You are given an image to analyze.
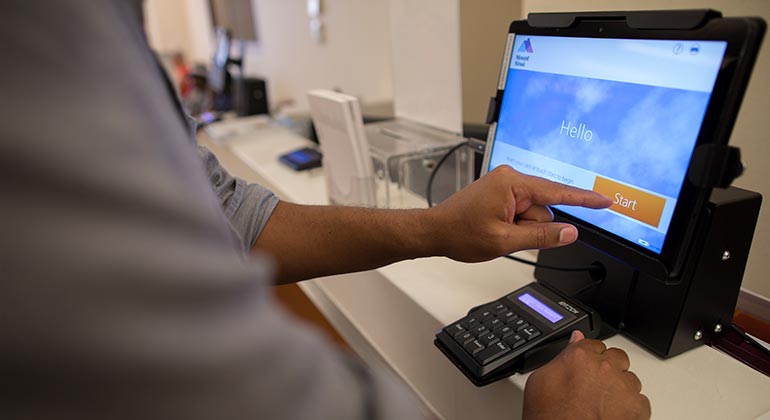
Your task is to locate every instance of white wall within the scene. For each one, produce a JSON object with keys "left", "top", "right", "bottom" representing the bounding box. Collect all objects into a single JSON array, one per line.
[
  {"left": 459, "top": 0, "right": 522, "bottom": 124},
  {"left": 144, "top": 0, "right": 193, "bottom": 56},
  {"left": 523, "top": 0, "right": 770, "bottom": 299},
  {"left": 184, "top": 0, "right": 215, "bottom": 64},
  {"left": 388, "top": 0, "right": 463, "bottom": 133},
  {"left": 242, "top": 0, "right": 393, "bottom": 112},
  {"left": 146, "top": 0, "right": 393, "bottom": 112}
]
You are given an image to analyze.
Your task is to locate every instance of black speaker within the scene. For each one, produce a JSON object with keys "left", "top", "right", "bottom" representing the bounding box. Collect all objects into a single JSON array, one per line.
[{"left": 235, "top": 77, "right": 269, "bottom": 117}]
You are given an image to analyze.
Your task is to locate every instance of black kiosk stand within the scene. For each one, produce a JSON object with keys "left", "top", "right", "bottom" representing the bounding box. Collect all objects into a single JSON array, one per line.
[
  {"left": 529, "top": 11, "right": 763, "bottom": 359},
  {"left": 537, "top": 176, "right": 761, "bottom": 358},
  {"left": 436, "top": 10, "right": 766, "bottom": 387}
]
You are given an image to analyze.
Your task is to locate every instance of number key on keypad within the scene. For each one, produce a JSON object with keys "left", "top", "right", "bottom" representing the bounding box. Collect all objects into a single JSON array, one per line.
[
  {"left": 484, "top": 318, "right": 504, "bottom": 330},
  {"left": 471, "top": 325, "right": 489, "bottom": 337},
  {"left": 446, "top": 322, "right": 465, "bottom": 337},
  {"left": 454, "top": 331, "right": 475, "bottom": 346},
  {"left": 512, "top": 318, "right": 529, "bottom": 331},
  {"left": 490, "top": 303, "right": 508, "bottom": 315},
  {"left": 478, "top": 332, "right": 500, "bottom": 347},
  {"left": 475, "top": 341, "right": 511, "bottom": 365},
  {"left": 464, "top": 339, "right": 485, "bottom": 355},
  {"left": 461, "top": 317, "right": 480, "bottom": 329},
  {"left": 522, "top": 326, "right": 541, "bottom": 341},
  {"left": 504, "top": 333, "right": 526, "bottom": 349},
  {"left": 496, "top": 325, "right": 516, "bottom": 339},
  {"left": 501, "top": 311, "right": 519, "bottom": 323},
  {"left": 477, "top": 310, "right": 494, "bottom": 321}
]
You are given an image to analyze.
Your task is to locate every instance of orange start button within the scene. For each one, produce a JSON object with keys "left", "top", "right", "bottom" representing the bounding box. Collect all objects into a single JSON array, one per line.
[{"left": 592, "top": 176, "right": 666, "bottom": 228}]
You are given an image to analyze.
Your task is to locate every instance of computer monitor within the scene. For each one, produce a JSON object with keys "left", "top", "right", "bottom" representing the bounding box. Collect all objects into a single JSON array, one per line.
[
  {"left": 482, "top": 11, "right": 764, "bottom": 279},
  {"left": 208, "top": 27, "right": 231, "bottom": 95}
]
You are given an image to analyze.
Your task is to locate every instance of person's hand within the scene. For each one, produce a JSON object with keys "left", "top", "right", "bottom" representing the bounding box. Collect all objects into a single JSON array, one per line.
[
  {"left": 427, "top": 165, "right": 612, "bottom": 262},
  {"left": 523, "top": 331, "right": 651, "bottom": 420}
]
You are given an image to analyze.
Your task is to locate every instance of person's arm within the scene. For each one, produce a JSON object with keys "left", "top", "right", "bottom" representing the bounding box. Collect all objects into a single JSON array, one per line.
[{"left": 254, "top": 165, "right": 612, "bottom": 283}]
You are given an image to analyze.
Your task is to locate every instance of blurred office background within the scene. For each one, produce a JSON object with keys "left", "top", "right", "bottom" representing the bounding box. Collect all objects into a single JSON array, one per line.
[{"left": 143, "top": 0, "right": 770, "bottom": 318}]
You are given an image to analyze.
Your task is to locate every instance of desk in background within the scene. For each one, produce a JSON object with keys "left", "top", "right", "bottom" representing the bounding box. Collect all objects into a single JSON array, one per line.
[{"left": 199, "top": 121, "right": 770, "bottom": 420}]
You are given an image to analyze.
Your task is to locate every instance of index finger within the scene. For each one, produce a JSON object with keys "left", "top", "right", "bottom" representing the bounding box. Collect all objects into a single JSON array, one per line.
[{"left": 518, "top": 173, "right": 612, "bottom": 209}]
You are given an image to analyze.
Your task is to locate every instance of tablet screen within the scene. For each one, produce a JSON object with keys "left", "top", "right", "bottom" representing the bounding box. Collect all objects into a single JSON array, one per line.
[{"left": 487, "top": 35, "right": 727, "bottom": 254}]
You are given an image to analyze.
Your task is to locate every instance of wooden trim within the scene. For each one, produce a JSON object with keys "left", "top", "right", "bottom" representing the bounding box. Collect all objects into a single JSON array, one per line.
[
  {"left": 735, "top": 288, "right": 770, "bottom": 345},
  {"left": 273, "top": 283, "right": 350, "bottom": 349}
]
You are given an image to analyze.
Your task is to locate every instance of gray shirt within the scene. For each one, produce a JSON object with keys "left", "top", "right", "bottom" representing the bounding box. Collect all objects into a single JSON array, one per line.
[{"left": 0, "top": 1, "right": 422, "bottom": 418}]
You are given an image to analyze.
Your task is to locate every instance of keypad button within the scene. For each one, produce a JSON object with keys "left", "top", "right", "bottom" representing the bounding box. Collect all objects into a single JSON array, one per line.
[
  {"left": 484, "top": 318, "right": 504, "bottom": 331},
  {"left": 504, "top": 333, "right": 526, "bottom": 349},
  {"left": 454, "top": 331, "right": 475, "bottom": 346},
  {"left": 522, "top": 326, "right": 541, "bottom": 341},
  {"left": 471, "top": 325, "right": 489, "bottom": 337},
  {"left": 512, "top": 318, "right": 530, "bottom": 331},
  {"left": 475, "top": 341, "right": 511, "bottom": 365},
  {"left": 478, "top": 332, "right": 500, "bottom": 347},
  {"left": 501, "top": 311, "right": 520, "bottom": 323},
  {"left": 460, "top": 317, "right": 480, "bottom": 329},
  {"left": 496, "top": 325, "right": 516, "bottom": 339},
  {"left": 464, "top": 339, "right": 485, "bottom": 355},
  {"left": 476, "top": 310, "right": 494, "bottom": 321},
  {"left": 445, "top": 322, "right": 465, "bottom": 337},
  {"left": 489, "top": 303, "right": 509, "bottom": 315}
]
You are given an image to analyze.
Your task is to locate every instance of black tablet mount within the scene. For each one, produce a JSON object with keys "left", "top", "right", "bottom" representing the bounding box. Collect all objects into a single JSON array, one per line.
[{"left": 492, "top": 10, "right": 764, "bottom": 358}]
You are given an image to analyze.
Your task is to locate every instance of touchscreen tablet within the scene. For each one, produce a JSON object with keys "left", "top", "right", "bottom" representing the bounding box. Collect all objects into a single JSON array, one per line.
[{"left": 482, "top": 14, "right": 764, "bottom": 278}]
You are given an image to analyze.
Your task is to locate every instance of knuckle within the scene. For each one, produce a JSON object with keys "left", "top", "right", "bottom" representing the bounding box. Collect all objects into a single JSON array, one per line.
[
  {"left": 568, "top": 345, "right": 591, "bottom": 362},
  {"left": 634, "top": 394, "right": 652, "bottom": 419},
  {"left": 608, "top": 347, "right": 631, "bottom": 365},
  {"left": 493, "top": 164, "right": 516, "bottom": 176},
  {"left": 535, "top": 227, "right": 548, "bottom": 248},
  {"left": 599, "top": 359, "right": 614, "bottom": 374},
  {"left": 625, "top": 371, "right": 642, "bottom": 392}
]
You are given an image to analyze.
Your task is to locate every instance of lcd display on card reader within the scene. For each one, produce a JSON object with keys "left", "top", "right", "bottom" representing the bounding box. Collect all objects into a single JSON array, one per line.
[{"left": 518, "top": 293, "right": 563, "bottom": 323}]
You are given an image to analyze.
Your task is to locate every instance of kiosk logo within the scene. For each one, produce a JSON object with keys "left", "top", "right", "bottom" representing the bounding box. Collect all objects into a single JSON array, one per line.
[
  {"left": 514, "top": 39, "right": 533, "bottom": 67},
  {"left": 518, "top": 38, "right": 534, "bottom": 53}
]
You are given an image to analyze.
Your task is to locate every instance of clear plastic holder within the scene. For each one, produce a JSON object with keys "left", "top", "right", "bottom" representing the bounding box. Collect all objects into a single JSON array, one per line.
[
  {"left": 326, "top": 174, "right": 377, "bottom": 207},
  {"left": 365, "top": 118, "right": 474, "bottom": 209}
]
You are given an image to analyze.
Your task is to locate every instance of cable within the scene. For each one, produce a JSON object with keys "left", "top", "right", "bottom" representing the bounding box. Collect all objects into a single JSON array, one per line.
[
  {"left": 503, "top": 254, "right": 598, "bottom": 272},
  {"left": 426, "top": 141, "right": 469, "bottom": 208},
  {"left": 426, "top": 141, "right": 600, "bottom": 275}
]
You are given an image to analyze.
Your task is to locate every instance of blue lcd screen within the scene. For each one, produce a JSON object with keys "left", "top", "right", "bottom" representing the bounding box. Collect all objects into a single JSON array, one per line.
[{"left": 518, "top": 293, "right": 563, "bottom": 323}]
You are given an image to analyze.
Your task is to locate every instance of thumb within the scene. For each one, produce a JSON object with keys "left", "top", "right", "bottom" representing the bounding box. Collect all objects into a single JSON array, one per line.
[
  {"left": 508, "top": 222, "right": 578, "bottom": 250},
  {"left": 569, "top": 330, "right": 585, "bottom": 344}
]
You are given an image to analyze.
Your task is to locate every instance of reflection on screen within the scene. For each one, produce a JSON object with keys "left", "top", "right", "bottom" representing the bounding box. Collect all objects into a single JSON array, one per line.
[{"left": 488, "top": 35, "right": 727, "bottom": 253}]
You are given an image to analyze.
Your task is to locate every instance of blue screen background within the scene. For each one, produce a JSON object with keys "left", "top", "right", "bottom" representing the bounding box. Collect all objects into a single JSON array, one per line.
[{"left": 491, "top": 69, "right": 713, "bottom": 252}]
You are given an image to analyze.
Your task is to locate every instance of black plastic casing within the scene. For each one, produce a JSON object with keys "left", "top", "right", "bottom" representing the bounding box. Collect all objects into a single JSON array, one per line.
[{"left": 537, "top": 187, "right": 762, "bottom": 358}]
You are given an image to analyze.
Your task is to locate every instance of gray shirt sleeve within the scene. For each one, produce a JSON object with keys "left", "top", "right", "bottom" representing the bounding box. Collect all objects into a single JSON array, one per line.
[
  {"left": 197, "top": 145, "right": 279, "bottom": 251},
  {"left": 0, "top": 1, "right": 424, "bottom": 419}
]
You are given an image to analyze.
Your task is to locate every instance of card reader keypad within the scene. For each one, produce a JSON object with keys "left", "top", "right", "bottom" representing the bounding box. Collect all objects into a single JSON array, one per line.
[
  {"left": 435, "top": 283, "right": 596, "bottom": 387},
  {"left": 443, "top": 301, "right": 542, "bottom": 366}
]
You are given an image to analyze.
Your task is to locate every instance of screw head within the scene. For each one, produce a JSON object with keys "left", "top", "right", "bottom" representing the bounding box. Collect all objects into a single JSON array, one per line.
[
  {"left": 714, "top": 324, "right": 723, "bottom": 333},
  {"left": 694, "top": 330, "right": 703, "bottom": 341},
  {"left": 722, "top": 251, "right": 731, "bottom": 261}
]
